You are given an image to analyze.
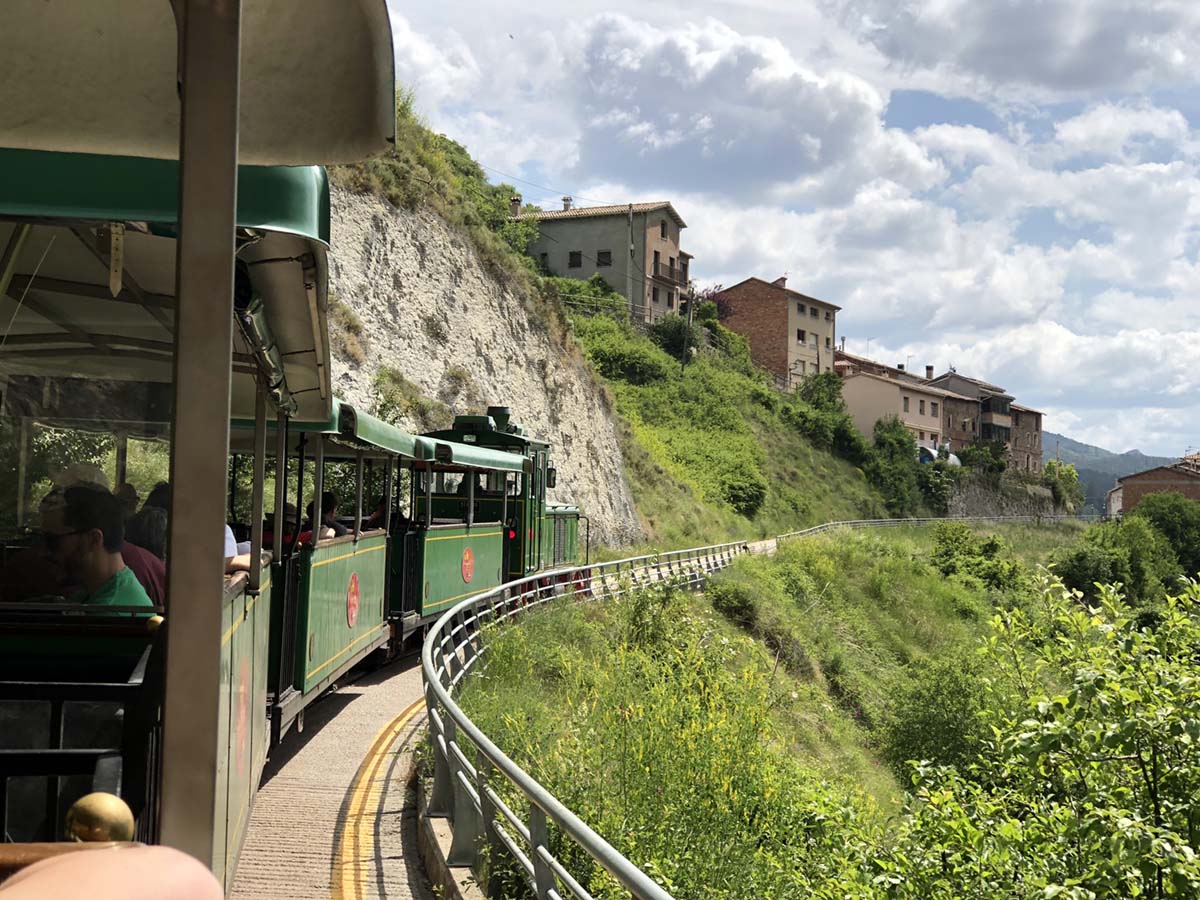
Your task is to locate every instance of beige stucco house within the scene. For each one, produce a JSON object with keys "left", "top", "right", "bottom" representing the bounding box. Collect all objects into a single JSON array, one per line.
[
  {"left": 517, "top": 198, "right": 691, "bottom": 322},
  {"left": 841, "top": 371, "right": 972, "bottom": 451}
]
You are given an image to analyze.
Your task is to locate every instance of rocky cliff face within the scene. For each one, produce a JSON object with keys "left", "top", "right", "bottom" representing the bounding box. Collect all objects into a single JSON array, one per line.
[{"left": 326, "top": 187, "right": 643, "bottom": 547}]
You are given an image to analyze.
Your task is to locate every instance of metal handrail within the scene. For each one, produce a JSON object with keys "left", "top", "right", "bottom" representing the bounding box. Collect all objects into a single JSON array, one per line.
[{"left": 420, "top": 516, "right": 1096, "bottom": 899}]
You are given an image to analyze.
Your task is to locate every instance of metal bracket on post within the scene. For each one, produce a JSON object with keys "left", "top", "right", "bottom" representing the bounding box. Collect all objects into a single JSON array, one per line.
[
  {"left": 529, "top": 804, "right": 557, "bottom": 899},
  {"left": 428, "top": 704, "right": 454, "bottom": 817},
  {"left": 476, "top": 758, "right": 504, "bottom": 895},
  {"left": 447, "top": 749, "right": 481, "bottom": 867}
]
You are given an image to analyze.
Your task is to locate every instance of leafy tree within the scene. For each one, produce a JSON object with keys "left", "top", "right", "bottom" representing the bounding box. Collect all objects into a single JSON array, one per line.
[
  {"left": 1054, "top": 517, "right": 1179, "bottom": 611},
  {"left": 865, "top": 416, "right": 921, "bottom": 516},
  {"left": 958, "top": 439, "right": 1008, "bottom": 475},
  {"left": 1129, "top": 491, "right": 1200, "bottom": 578},
  {"left": 916, "top": 460, "right": 961, "bottom": 515},
  {"left": 795, "top": 372, "right": 845, "bottom": 414},
  {"left": 1043, "top": 458, "right": 1085, "bottom": 509}
]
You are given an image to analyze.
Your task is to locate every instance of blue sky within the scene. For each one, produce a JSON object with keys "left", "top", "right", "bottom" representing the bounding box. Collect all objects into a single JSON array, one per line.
[{"left": 385, "top": 0, "right": 1200, "bottom": 456}]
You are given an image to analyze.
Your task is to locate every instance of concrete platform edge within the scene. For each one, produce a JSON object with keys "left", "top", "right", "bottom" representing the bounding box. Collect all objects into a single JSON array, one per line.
[{"left": 416, "top": 769, "right": 485, "bottom": 900}]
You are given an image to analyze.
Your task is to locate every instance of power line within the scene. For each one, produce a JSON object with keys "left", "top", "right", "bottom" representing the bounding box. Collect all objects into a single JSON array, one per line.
[{"left": 476, "top": 162, "right": 619, "bottom": 208}]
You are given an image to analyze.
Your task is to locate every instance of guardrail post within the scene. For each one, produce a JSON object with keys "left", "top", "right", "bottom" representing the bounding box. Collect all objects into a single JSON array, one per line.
[
  {"left": 448, "top": 745, "right": 482, "bottom": 867},
  {"left": 428, "top": 695, "right": 453, "bottom": 817},
  {"left": 529, "top": 804, "right": 557, "bottom": 900},
  {"left": 476, "top": 757, "right": 504, "bottom": 894}
]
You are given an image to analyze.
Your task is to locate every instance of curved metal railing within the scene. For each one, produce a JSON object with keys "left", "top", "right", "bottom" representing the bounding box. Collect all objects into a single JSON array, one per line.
[{"left": 420, "top": 515, "right": 1095, "bottom": 899}]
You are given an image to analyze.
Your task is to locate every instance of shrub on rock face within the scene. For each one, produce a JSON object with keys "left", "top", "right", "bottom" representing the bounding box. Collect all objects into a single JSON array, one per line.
[{"left": 720, "top": 465, "right": 768, "bottom": 518}]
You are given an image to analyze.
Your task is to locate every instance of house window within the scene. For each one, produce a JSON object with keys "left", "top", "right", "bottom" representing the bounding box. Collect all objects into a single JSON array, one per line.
[
  {"left": 797, "top": 329, "right": 805, "bottom": 343},
  {"left": 652, "top": 287, "right": 660, "bottom": 304},
  {"left": 810, "top": 335, "right": 818, "bottom": 348},
  {"left": 931, "top": 401, "right": 939, "bottom": 417},
  {"left": 668, "top": 256, "right": 675, "bottom": 271},
  {"left": 538, "top": 252, "right": 548, "bottom": 269},
  {"left": 797, "top": 302, "right": 805, "bottom": 315},
  {"left": 825, "top": 336, "right": 831, "bottom": 349},
  {"left": 919, "top": 399, "right": 925, "bottom": 415},
  {"left": 903, "top": 396, "right": 910, "bottom": 413},
  {"left": 931, "top": 433, "right": 938, "bottom": 445},
  {"left": 568, "top": 250, "right": 582, "bottom": 268},
  {"left": 825, "top": 311, "right": 833, "bottom": 321},
  {"left": 809, "top": 307, "right": 818, "bottom": 318},
  {"left": 660, "top": 219, "right": 668, "bottom": 239},
  {"left": 653, "top": 250, "right": 660, "bottom": 269},
  {"left": 797, "top": 361, "right": 806, "bottom": 375},
  {"left": 920, "top": 432, "right": 925, "bottom": 441},
  {"left": 667, "top": 292, "right": 675, "bottom": 309},
  {"left": 596, "top": 250, "right": 612, "bottom": 267}
]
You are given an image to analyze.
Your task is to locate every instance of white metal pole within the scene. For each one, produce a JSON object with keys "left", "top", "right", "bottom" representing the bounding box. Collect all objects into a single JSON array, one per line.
[{"left": 160, "top": 0, "right": 241, "bottom": 870}]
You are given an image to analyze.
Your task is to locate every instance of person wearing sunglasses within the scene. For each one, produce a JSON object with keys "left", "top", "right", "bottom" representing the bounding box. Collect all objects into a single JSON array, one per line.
[{"left": 42, "top": 485, "right": 153, "bottom": 613}]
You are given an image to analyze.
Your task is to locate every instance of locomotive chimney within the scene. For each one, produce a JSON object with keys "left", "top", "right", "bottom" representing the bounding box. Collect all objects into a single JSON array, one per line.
[
  {"left": 486, "top": 405, "right": 512, "bottom": 431},
  {"left": 509, "top": 195, "right": 522, "bottom": 216},
  {"left": 562, "top": 195, "right": 573, "bottom": 211},
  {"left": 925, "top": 365, "right": 934, "bottom": 380}
]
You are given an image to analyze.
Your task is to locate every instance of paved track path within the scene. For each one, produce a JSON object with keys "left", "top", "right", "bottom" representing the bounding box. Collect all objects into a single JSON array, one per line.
[{"left": 230, "top": 658, "right": 432, "bottom": 900}]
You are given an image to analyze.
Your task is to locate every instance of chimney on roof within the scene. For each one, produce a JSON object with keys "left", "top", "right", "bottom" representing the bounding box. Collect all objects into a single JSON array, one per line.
[
  {"left": 897, "top": 363, "right": 905, "bottom": 371},
  {"left": 509, "top": 195, "right": 522, "bottom": 216},
  {"left": 562, "top": 195, "right": 573, "bottom": 211},
  {"left": 772, "top": 275, "right": 787, "bottom": 288},
  {"left": 925, "top": 365, "right": 934, "bottom": 380}
]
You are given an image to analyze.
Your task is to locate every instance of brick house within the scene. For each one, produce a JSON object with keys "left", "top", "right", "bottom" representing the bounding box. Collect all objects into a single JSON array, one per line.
[
  {"left": 714, "top": 277, "right": 839, "bottom": 389},
  {"left": 517, "top": 198, "right": 691, "bottom": 322},
  {"left": 1109, "top": 455, "right": 1200, "bottom": 515},
  {"left": 1010, "top": 404, "right": 1044, "bottom": 474}
]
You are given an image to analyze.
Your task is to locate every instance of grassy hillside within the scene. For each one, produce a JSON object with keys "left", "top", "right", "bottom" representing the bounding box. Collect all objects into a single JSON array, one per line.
[
  {"left": 568, "top": 306, "right": 899, "bottom": 552},
  {"left": 458, "top": 521, "right": 1139, "bottom": 897}
]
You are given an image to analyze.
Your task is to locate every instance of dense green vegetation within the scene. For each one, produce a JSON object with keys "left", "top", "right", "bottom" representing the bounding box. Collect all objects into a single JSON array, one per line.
[{"left": 461, "top": 521, "right": 1200, "bottom": 898}]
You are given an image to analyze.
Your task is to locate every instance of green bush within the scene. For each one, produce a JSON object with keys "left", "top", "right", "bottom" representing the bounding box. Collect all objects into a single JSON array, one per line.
[
  {"left": 1129, "top": 490, "right": 1200, "bottom": 577},
  {"left": 574, "top": 316, "right": 674, "bottom": 385},
  {"left": 719, "top": 465, "right": 768, "bottom": 517},
  {"left": 881, "top": 652, "right": 988, "bottom": 777},
  {"left": 1042, "top": 458, "right": 1085, "bottom": 508},
  {"left": 708, "top": 580, "right": 758, "bottom": 628},
  {"left": 647, "top": 313, "right": 704, "bottom": 361},
  {"left": 1054, "top": 516, "right": 1179, "bottom": 609},
  {"left": 930, "top": 522, "right": 1021, "bottom": 591}
]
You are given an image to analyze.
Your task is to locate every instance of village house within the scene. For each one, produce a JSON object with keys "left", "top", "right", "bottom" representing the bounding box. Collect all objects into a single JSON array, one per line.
[
  {"left": 834, "top": 352, "right": 1041, "bottom": 463},
  {"left": 516, "top": 197, "right": 691, "bottom": 322},
  {"left": 840, "top": 371, "right": 972, "bottom": 452},
  {"left": 714, "top": 277, "right": 839, "bottom": 389},
  {"left": 1107, "top": 454, "right": 1200, "bottom": 516}
]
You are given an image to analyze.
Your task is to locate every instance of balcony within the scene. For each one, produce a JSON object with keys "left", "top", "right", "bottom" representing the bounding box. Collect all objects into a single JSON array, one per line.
[{"left": 653, "top": 261, "right": 687, "bottom": 286}]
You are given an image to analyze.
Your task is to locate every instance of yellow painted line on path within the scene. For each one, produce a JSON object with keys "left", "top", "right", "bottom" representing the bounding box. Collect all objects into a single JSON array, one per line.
[{"left": 330, "top": 697, "right": 426, "bottom": 900}]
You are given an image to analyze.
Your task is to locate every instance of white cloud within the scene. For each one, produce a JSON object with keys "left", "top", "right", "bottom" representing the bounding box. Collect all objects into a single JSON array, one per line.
[
  {"left": 1052, "top": 102, "right": 1191, "bottom": 162},
  {"left": 835, "top": 0, "right": 1200, "bottom": 96}
]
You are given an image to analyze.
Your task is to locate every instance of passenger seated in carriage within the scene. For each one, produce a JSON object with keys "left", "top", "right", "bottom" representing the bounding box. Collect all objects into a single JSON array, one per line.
[
  {"left": 305, "top": 491, "right": 346, "bottom": 538},
  {"left": 42, "top": 485, "right": 153, "bottom": 612}
]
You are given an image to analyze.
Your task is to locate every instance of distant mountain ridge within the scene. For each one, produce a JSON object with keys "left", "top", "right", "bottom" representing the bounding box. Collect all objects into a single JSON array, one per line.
[{"left": 1043, "top": 431, "right": 1178, "bottom": 511}]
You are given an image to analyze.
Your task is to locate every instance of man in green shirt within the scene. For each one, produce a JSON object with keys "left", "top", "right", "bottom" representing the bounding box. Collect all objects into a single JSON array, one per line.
[{"left": 43, "top": 485, "right": 153, "bottom": 612}]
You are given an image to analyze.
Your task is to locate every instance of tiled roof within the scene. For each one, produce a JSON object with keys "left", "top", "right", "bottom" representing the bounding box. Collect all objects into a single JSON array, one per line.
[
  {"left": 516, "top": 201, "right": 686, "bottom": 228},
  {"left": 843, "top": 370, "right": 977, "bottom": 402},
  {"left": 719, "top": 277, "right": 842, "bottom": 311},
  {"left": 935, "top": 372, "right": 1009, "bottom": 395},
  {"left": 1010, "top": 403, "right": 1043, "bottom": 414}
]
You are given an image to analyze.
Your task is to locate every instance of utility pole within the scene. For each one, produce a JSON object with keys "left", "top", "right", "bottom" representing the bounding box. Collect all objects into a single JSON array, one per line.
[
  {"left": 680, "top": 281, "right": 695, "bottom": 375},
  {"left": 626, "top": 203, "right": 635, "bottom": 321}
]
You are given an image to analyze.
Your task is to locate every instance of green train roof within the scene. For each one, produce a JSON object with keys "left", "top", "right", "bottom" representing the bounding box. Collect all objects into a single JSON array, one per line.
[
  {"left": 232, "top": 400, "right": 527, "bottom": 473},
  {"left": 0, "top": 149, "right": 330, "bottom": 244}
]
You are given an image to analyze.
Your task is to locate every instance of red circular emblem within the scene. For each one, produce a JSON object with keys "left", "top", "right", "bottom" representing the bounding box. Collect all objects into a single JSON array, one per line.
[
  {"left": 461, "top": 547, "right": 475, "bottom": 583},
  {"left": 346, "top": 572, "right": 360, "bottom": 627}
]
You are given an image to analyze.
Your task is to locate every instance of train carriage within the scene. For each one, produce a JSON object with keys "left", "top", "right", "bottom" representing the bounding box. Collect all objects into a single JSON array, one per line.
[
  {"left": 0, "top": 0, "right": 397, "bottom": 887},
  {"left": 0, "top": 147, "right": 334, "bottom": 878}
]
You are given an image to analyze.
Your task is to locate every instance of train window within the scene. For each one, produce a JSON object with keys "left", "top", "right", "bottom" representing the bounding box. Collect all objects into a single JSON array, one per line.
[
  {"left": 0, "top": 221, "right": 176, "bottom": 608},
  {"left": 486, "top": 471, "right": 507, "bottom": 494},
  {"left": 435, "top": 471, "right": 463, "bottom": 495}
]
